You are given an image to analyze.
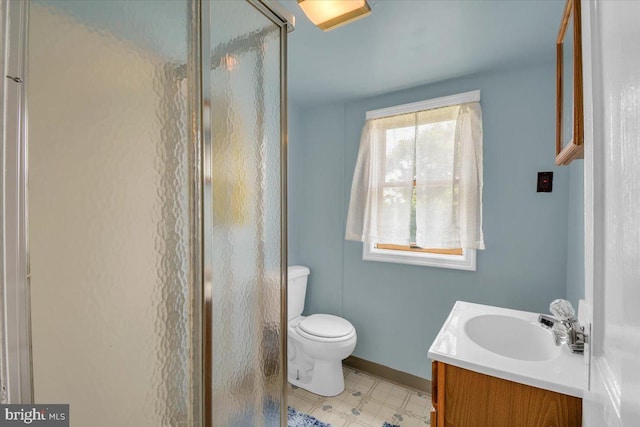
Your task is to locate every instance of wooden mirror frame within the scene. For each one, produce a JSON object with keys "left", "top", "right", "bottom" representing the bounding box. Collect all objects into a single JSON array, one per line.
[{"left": 556, "top": 0, "right": 584, "bottom": 166}]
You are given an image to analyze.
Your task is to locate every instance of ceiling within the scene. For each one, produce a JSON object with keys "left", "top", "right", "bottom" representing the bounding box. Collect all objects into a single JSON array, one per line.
[
  {"left": 281, "top": 0, "right": 566, "bottom": 107},
  {"left": 41, "top": 0, "right": 566, "bottom": 109}
]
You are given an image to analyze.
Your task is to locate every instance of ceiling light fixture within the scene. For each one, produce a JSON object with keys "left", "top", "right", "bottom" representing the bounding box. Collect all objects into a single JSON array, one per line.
[{"left": 298, "top": 0, "right": 371, "bottom": 31}]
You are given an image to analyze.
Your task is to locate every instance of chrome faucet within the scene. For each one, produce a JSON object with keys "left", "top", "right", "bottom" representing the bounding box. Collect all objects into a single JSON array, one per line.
[{"left": 538, "top": 299, "right": 587, "bottom": 354}]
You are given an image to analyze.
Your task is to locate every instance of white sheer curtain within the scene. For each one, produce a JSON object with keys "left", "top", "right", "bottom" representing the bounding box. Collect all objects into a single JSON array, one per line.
[
  {"left": 345, "top": 113, "right": 415, "bottom": 245},
  {"left": 345, "top": 101, "right": 484, "bottom": 250}
]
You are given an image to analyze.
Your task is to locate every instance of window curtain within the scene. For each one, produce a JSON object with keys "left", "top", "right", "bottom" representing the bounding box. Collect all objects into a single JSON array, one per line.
[
  {"left": 345, "top": 113, "right": 415, "bottom": 245},
  {"left": 345, "top": 101, "right": 485, "bottom": 250}
]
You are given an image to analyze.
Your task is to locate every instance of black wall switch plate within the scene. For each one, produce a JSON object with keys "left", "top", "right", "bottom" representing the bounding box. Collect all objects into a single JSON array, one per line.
[{"left": 537, "top": 171, "right": 553, "bottom": 192}]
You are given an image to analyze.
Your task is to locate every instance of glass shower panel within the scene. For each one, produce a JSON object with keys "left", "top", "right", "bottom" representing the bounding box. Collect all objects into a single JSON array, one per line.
[
  {"left": 27, "top": 1, "right": 200, "bottom": 426},
  {"left": 209, "top": 1, "right": 283, "bottom": 425}
]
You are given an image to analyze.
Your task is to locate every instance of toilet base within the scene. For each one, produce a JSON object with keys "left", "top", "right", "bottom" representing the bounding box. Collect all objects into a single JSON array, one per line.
[{"left": 288, "top": 358, "right": 345, "bottom": 397}]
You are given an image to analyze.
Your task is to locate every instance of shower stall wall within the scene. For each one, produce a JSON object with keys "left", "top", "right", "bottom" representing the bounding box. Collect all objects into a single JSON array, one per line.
[{"left": 1, "top": 0, "right": 291, "bottom": 426}]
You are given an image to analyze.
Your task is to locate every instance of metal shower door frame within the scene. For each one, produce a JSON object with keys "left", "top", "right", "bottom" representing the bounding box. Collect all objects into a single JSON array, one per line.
[{"left": 1, "top": 1, "right": 292, "bottom": 425}]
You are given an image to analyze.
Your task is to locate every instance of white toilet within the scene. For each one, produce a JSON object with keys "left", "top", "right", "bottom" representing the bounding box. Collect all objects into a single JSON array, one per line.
[{"left": 287, "top": 265, "right": 357, "bottom": 397}]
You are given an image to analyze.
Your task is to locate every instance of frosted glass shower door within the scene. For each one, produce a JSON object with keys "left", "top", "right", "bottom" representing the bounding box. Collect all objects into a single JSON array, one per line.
[
  {"left": 207, "top": 1, "right": 287, "bottom": 426},
  {"left": 27, "top": 1, "right": 201, "bottom": 426}
]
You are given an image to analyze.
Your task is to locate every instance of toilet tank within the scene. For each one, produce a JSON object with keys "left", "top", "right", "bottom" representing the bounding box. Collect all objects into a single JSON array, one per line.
[{"left": 287, "top": 265, "right": 310, "bottom": 321}]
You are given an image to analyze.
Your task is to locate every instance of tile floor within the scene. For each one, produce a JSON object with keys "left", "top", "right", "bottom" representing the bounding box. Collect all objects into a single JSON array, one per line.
[{"left": 288, "top": 366, "right": 431, "bottom": 427}]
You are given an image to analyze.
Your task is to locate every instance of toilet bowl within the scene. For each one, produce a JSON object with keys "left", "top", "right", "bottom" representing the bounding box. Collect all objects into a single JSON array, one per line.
[{"left": 287, "top": 266, "right": 357, "bottom": 396}]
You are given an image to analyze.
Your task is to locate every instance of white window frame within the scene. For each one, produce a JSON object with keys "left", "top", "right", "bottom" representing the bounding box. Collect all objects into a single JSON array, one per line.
[
  {"left": 361, "top": 90, "right": 481, "bottom": 271},
  {"left": 365, "top": 90, "right": 480, "bottom": 120},
  {"left": 363, "top": 243, "right": 476, "bottom": 271}
]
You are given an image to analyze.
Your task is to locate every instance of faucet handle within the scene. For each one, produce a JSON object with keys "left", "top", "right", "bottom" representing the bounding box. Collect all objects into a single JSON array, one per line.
[
  {"left": 551, "top": 322, "right": 569, "bottom": 345},
  {"left": 549, "top": 299, "right": 576, "bottom": 321}
]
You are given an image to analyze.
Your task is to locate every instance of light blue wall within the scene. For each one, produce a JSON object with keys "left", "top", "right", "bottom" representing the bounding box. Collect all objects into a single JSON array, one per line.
[
  {"left": 297, "top": 105, "right": 347, "bottom": 315},
  {"left": 290, "top": 63, "right": 571, "bottom": 380},
  {"left": 566, "top": 161, "right": 585, "bottom": 308},
  {"left": 288, "top": 101, "right": 303, "bottom": 266}
]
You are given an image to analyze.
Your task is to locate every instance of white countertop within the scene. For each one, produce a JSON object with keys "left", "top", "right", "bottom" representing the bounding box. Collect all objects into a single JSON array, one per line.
[{"left": 427, "top": 301, "right": 585, "bottom": 398}]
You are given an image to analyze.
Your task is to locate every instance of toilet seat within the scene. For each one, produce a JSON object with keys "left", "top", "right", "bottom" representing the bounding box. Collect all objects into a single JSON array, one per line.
[{"left": 295, "top": 314, "right": 355, "bottom": 342}]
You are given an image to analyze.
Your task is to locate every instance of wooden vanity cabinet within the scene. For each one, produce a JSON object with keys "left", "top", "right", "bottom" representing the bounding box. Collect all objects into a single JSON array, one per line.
[{"left": 430, "top": 361, "right": 582, "bottom": 427}]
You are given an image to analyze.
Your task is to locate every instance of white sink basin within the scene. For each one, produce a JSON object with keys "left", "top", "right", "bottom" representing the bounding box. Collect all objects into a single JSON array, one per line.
[
  {"left": 464, "top": 314, "right": 560, "bottom": 361},
  {"left": 428, "top": 301, "right": 585, "bottom": 398}
]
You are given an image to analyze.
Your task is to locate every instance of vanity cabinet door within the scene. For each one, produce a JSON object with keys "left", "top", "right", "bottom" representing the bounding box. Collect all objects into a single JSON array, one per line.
[{"left": 432, "top": 361, "right": 582, "bottom": 427}]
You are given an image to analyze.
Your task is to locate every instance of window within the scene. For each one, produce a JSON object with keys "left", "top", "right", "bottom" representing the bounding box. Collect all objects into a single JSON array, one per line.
[{"left": 345, "top": 90, "right": 484, "bottom": 270}]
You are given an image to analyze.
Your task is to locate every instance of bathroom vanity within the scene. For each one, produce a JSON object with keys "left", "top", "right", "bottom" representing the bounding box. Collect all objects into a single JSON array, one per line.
[
  {"left": 430, "top": 361, "right": 581, "bottom": 427},
  {"left": 428, "top": 301, "right": 584, "bottom": 427}
]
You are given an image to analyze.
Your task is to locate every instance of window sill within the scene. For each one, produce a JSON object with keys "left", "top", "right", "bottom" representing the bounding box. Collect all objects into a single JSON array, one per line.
[{"left": 362, "top": 243, "right": 476, "bottom": 271}]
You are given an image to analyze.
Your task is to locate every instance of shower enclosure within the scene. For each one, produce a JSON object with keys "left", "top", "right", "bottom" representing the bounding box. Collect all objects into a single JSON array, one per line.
[{"left": 0, "top": 0, "right": 292, "bottom": 426}]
